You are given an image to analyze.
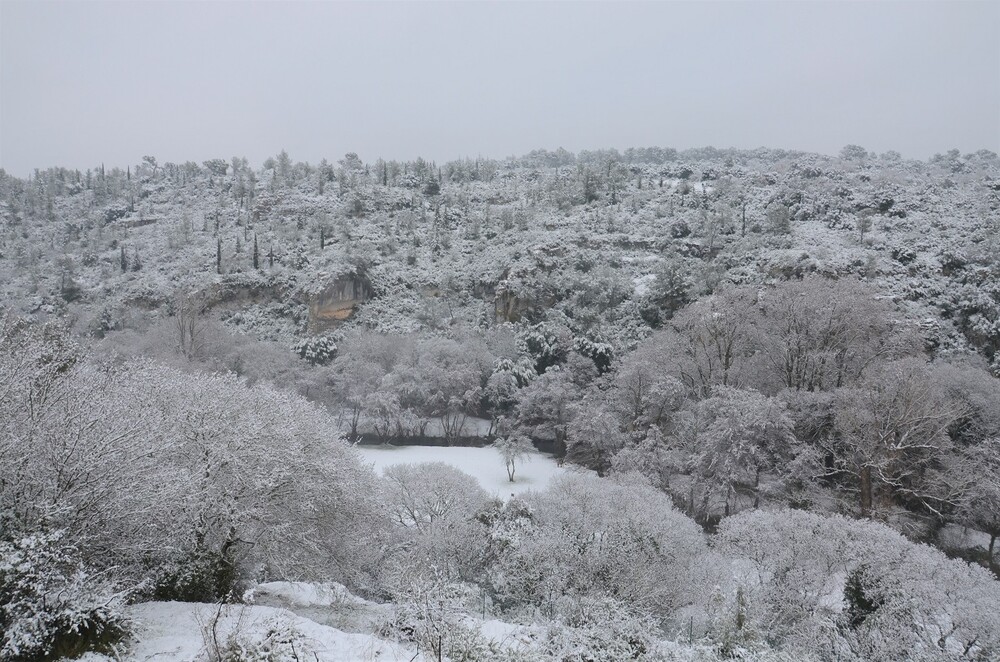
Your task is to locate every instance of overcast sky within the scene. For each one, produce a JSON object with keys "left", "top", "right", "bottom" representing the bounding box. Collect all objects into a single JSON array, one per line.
[{"left": 1, "top": 1, "right": 998, "bottom": 175}]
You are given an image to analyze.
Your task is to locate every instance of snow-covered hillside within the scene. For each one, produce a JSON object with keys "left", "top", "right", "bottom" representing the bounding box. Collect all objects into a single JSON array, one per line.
[{"left": 3, "top": 145, "right": 1000, "bottom": 662}]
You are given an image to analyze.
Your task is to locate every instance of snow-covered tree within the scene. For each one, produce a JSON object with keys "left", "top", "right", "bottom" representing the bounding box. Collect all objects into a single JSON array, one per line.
[
  {"left": 492, "top": 434, "right": 534, "bottom": 482},
  {"left": 831, "top": 358, "right": 963, "bottom": 519},
  {"left": 715, "top": 509, "right": 1000, "bottom": 660}
]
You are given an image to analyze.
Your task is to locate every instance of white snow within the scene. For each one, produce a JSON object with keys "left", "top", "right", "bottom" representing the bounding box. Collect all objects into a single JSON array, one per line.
[
  {"left": 356, "top": 444, "right": 580, "bottom": 497},
  {"left": 125, "top": 601, "right": 423, "bottom": 662},
  {"left": 633, "top": 273, "right": 657, "bottom": 296},
  {"left": 247, "top": 581, "right": 370, "bottom": 608}
]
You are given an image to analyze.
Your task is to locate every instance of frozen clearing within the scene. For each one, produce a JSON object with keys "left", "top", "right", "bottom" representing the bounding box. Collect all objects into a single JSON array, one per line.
[{"left": 356, "top": 444, "right": 578, "bottom": 497}]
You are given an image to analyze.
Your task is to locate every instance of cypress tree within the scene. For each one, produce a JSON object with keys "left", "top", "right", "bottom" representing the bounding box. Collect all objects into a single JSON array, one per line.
[
  {"left": 253, "top": 234, "right": 259, "bottom": 270},
  {"left": 216, "top": 237, "right": 222, "bottom": 274}
]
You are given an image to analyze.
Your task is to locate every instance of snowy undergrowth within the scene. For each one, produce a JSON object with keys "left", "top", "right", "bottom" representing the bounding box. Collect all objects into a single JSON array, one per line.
[{"left": 117, "top": 584, "right": 807, "bottom": 662}]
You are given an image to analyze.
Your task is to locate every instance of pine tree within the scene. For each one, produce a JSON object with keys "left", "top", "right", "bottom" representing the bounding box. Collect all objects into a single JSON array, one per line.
[
  {"left": 268, "top": 245, "right": 274, "bottom": 268},
  {"left": 120, "top": 245, "right": 127, "bottom": 272},
  {"left": 216, "top": 237, "right": 222, "bottom": 274},
  {"left": 253, "top": 234, "right": 259, "bottom": 270}
]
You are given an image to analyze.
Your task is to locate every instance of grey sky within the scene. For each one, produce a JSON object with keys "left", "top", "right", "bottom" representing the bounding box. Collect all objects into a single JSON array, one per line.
[{"left": 1, "top": 1, "right": 998, "bottom": 175}]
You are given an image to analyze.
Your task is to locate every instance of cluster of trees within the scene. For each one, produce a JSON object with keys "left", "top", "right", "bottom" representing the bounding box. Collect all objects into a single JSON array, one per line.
[
  {"left": 483, "top": 278, "right": 1000, "bottom": 543},
  {"left": 2, "top": 141, "right": 1000, "bottom": 659},
  {"left": 310, "top": 275, "right": 998, "bottom": 556},
  {"left": 299, "top": 275, "right": 1000, "bottom": 562},
  {"left": 2, "top": 311, "right": 1000, "bottom": 661},
  {"left": 0, "top": 314, "right": 383, "bottom": 658}
]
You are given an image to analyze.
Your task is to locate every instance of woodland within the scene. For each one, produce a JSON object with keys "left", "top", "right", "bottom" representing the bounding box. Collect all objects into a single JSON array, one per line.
[{"left": 2, "top": 144, "right": 1000, "bottom": 661}]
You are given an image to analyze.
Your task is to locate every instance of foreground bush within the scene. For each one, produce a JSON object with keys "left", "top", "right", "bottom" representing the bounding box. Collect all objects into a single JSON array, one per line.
[{"left": 0, "top": 530, "right": 129, "bottom": 661}]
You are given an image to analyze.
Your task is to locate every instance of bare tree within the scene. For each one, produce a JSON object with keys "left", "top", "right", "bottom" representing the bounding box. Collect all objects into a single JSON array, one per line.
[
  {"left": 174, "top": 292, "right": 209, "bottom": 360},
  {"left": 831, "top": 358, "right": 964, "bottom": 519}
]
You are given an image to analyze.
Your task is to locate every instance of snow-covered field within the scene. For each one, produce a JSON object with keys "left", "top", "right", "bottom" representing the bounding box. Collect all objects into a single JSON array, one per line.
[{"left": 356, "top": 444, "right": 578, "bottom": 496}]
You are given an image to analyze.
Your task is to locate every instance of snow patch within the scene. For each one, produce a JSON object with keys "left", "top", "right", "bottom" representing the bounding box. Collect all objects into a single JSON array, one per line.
[
  {"left": 633, "top": 273, "right": 657, "bottom": 296},
  {"left": 248, "top": 581, "right": 370, "bottom": 608}
]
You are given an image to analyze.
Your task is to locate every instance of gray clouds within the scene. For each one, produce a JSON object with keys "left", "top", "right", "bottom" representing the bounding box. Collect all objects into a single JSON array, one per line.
[{"left": 1, "top": 1, "right": 997, "bottom": 175}]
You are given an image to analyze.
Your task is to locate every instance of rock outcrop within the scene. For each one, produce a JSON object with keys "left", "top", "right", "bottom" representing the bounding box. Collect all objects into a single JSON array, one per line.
[{"left": 307, "top": 273, "right": 372, "bottom": 332}]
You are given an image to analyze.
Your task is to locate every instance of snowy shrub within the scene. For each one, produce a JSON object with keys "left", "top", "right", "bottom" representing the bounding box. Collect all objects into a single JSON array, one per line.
[
  {"left": 520, "top": 323, "right": 570, "bottom": 374},
  {"left": 485, "top": 474, "right": 708, "bottom": 621},
  {"left": 381, "top": 462, "right": 490, "bottom": 582},
  {"left": 379, "top": 570, "right": 494, "bottom": 662},
  {"left": 291, "top": 333, "right": 338, "bottom": 365},
  {"left": 573, "top": 336, "right": 614, "bottom": 374},
  {"left": 0, "top": 530, "right": 129, "bottom": 662},
  {"left": 540, "top": 596, "right": 660, "bottom": 661},
  {"left": 197, "top": 605, "right": 305, "bottom": 662},
  {"left": 152, "top": 546, "right": 242, "bottom": 604}
]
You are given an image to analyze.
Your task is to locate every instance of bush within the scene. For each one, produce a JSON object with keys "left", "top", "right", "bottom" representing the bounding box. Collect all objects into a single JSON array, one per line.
[
  {"left": 379, "top": 572, "right": 493, "bottom": 662},
  {"left": 0, "top": 530, "right": 129, "bottom": 662},
  {"left": 291, "top": 334, "right": 338, "bottom": 365},
  {"left": 542, "top": 597, "right": 659, "bottom": 661},
  {"left": 152, "top": 546, "right": 243, "bottom": 604},
  {"left": 198, "top": 605, "right": 305, "bottom": 662}
]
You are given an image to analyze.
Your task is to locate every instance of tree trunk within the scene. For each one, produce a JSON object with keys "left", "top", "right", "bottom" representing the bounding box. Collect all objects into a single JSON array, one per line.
[
  {"left": 860, "top": 466, "right": 873, "bottom": 517},
  {"left": 989, "top": 533, "right": 998, "bottom": 577}
]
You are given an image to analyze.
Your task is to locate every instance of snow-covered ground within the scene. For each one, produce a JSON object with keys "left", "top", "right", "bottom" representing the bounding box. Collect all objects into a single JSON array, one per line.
[
  {"left": 124, "top": 600, "right": 423, "bottom": 662},
  {"left": 356, "top": 444, "right": 579, "bottom": 497},
  {"left": 114, "top": 582, "right": 544, "bottom": 662}
]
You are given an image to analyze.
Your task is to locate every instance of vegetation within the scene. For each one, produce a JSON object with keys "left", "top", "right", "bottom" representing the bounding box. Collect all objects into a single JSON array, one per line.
[{"left": 2, "top": 144, "right": 999, "bottom": 660}]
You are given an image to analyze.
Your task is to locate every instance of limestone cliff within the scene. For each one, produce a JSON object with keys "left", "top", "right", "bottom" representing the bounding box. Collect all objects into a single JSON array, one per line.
[{"left": 307, "top": 273, "right": 372, "bottom": 332}]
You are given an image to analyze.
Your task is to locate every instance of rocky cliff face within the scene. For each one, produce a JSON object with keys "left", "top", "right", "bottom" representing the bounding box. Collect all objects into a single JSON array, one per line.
[{"left": 307, "top": 273, "right": 372, "bottom": 332}]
